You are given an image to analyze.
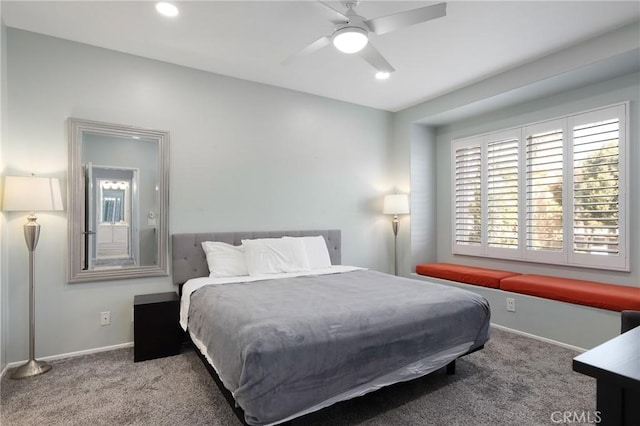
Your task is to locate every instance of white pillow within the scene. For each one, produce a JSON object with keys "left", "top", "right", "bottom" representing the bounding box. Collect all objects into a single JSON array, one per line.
[
  {"left": 201, "top": 241, "right": 248, "bottom": 277},
  {"left": 242, "top": 237, "right": 310, "bottom": 275},
  {"left": 284, "top": 236, "right": 332, "bottom": 269}
]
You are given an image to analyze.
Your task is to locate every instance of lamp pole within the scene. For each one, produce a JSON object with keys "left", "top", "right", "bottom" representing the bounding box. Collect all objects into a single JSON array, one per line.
[
  {"left": 11, "top": 213, "right": 52, "bottom": 379},
  {"left": 383, "top": 193, "right": 409, "bottom": 276},
  {"left": 392, "top": 214, "right": 400, "bottom": 275}
]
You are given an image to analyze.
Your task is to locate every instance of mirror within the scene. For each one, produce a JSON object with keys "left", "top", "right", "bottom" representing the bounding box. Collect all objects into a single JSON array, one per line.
[{"left": 68, "top": 118, "right": 169, "bottom": 282}]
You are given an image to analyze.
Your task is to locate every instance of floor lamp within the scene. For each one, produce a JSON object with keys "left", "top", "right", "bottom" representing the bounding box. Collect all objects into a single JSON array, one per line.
[
  {"left": 383, "top": 193, "right": 410, "bottom": 276},
  {"left": 2, "top": 175, "right": 63, "bottom": 379}
]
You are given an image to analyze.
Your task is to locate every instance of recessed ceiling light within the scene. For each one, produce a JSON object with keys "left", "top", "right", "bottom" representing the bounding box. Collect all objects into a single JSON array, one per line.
[
  {"left": 156, "top": 2, "right": 179, "bottom": 17},
  {"left": 375, "top": 71, "right": 391, "bottom": 80}
]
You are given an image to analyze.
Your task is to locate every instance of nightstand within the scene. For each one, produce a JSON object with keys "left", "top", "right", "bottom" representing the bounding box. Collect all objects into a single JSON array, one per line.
[{"left": 133, "top": 292, "right": 182, "bottom": 362}]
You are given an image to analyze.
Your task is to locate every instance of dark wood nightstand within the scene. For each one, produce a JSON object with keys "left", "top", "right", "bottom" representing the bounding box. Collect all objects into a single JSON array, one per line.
[{"left": 133, "top": 292, "right": 182, "bottom": 362}]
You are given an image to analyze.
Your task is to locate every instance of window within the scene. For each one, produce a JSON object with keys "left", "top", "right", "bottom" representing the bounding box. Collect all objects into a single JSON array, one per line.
[{"left": 452, "top": 103, "right": 628, "bottom": 271}]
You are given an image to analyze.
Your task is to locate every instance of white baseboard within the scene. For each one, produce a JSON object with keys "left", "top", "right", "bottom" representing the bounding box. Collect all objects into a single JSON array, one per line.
[
  {"left": 1, "top": 341, "right": 133, "bottom": 379},
  {"left": 490, "top": 323, "right": 586, "bottom": 353}
]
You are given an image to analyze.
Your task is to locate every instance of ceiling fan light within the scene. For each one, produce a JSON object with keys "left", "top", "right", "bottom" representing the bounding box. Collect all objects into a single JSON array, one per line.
[
  {"left": 156, "top": 2, "right": 179, "bottom": 17},
  {"left": 375, "top": 71, "right": 390, "bottom": 80},
  {"left": 332, "top": 27, "right": 368, "bottom": 54}
]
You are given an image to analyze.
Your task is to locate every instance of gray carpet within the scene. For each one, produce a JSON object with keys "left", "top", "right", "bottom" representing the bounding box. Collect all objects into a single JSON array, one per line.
[{"left": 1, "top": 328, "right": 595, "bottom": 425}]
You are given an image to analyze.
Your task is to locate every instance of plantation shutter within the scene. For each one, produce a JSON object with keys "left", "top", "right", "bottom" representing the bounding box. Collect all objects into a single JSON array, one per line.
[
  {"left": 450, "top": 102, "right": 627, "bottom": 271},
  {"left": 454, "top": 143, "right": 482, "bottom": 249},
  {"left": 572, "top": 118, "right": 620, "bottom": 255},
  {"left": 526, "top": 125, "right": 564, "bottom": 252},
  {"left": 487, "top": 137, "right": 519, "bottom": 249}
]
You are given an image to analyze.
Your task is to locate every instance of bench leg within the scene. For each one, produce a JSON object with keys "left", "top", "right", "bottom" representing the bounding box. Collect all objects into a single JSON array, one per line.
[{"left": 446, "top": 360, "right": 456, "bottom": 375}]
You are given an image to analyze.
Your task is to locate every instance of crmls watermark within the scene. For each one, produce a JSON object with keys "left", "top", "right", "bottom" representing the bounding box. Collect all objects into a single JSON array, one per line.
[{"left": 550, "top": 411, "right": 602, "bottom": 424}]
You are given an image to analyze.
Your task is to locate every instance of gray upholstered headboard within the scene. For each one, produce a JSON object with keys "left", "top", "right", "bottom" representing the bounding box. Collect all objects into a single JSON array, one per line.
[{"left": 171, "top": 230, "right": 341, "bottom": 285}]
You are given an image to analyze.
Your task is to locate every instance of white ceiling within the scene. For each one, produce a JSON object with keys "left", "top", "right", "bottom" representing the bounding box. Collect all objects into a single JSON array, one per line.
[{"left": 2, "top": 1, "right": 639, "bottom": 112}]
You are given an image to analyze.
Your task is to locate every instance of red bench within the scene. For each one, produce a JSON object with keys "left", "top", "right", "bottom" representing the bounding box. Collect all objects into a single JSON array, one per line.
[
  {"left": 416, "top": 263, "right": 640, "bottom": 312},
  {"left": 415, "top": 263, "right": 520, "bottom": 289},
  {"left": 500, "top": 274, "right": 640, "bottom": 312}
]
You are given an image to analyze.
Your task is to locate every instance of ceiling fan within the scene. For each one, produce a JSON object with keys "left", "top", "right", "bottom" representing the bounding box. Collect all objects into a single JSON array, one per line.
[{"left": 283, "top": 1, "right": 447, "bottom": 79}]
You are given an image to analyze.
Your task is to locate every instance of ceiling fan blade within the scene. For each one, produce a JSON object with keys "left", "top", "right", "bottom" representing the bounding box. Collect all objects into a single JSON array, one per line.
[
  {"left": 357, "top": 42, "right": 395, "bottom": 73},
  {"left": 315, "top": 1, "right": 349, "bottom": 24},
  {"left": 365, "top": 2, "right": 447, "bottom": 35},
  {"left": 282, "top": 36, "right": 332, "bottom": 66}
]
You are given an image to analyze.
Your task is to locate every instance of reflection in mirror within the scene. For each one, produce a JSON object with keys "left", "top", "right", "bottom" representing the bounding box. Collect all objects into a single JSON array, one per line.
[
  {"left": 68, "top": 118, "right": 169, "bottom": 282},
  {"left": 92, "top": 167, "right": 136, "bottom": 268}
]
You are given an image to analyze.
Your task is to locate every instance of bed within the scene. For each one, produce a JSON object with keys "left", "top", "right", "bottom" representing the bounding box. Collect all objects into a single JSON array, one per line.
[{"left": 173, "top": 230, "right": 490, "bottom": 425}]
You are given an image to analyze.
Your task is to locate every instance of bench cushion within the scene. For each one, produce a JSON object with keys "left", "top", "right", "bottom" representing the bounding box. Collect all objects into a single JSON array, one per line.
[
  {"left": 415, "top": 263, "right": 521, "bottom": 289},
  {"left": 500, "top": 274, "right": 640, "bottom": 312}
]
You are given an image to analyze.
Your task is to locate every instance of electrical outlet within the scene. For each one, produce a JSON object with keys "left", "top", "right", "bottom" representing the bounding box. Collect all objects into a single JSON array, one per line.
[
  {"left": 506, "top": 298, "right": 516, "bottom": 312},
  {"left": 100, "top": 311, "right": 111, "bottom": 326}
]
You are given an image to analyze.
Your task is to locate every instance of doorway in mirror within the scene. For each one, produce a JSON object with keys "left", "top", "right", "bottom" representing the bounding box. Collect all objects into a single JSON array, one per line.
[{"left": 86, "top": 165, "right": 139, "bottom": 269}]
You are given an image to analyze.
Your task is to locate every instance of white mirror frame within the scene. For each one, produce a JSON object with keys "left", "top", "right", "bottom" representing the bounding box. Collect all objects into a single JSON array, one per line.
[{"left": 68, "top": 118, "right": 169, "bottom": 282}]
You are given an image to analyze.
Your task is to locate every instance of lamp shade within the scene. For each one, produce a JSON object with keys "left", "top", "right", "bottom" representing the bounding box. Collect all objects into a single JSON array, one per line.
[
  {"left": 2, "top": 176, "right": 63, "bottom": 212},
  {"left": 383, "top": 193, "right": 410, "bottom": 215}
]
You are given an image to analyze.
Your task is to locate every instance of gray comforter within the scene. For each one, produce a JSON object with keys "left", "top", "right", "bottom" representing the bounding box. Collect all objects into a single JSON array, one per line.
[{"left": 187, "top": 269, "right": 490, "bottom": 425}]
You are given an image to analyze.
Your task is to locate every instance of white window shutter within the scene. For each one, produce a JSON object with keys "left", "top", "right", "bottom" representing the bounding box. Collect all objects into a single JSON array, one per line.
[
  {"left": 487, "top": 136, "right": 519, "bottom": 250},
  {"left": 573, "top": 119, "right": 619, "bottom": 254},
  {"left": 452, "top": 140, "right": 483, "bottom": 254},
  {"left": 525, "top": 122, "right": 565, "bottom": 257},
  {"left": 569, "top": 103, "right": 628, "bottom": 270},
  {"left": 449, "top": 102, "right": 627, "bottom": 271}
]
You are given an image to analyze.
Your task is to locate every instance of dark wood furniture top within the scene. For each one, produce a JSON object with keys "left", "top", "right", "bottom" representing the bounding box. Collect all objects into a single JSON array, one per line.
[
  {"left": 573, "top": 327, "right": 640, "bottom": 425},
  {"left": 573, "top": 326, "right": 640, "bottom": 391},
  {"left": 135, "top": 291, "right": 179, "bottom": 306}
]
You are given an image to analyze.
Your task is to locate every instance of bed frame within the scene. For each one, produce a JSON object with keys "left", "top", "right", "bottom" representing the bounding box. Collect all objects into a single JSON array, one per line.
[{"left": 172, "top": 229, "right": 482, "bottom": 425}]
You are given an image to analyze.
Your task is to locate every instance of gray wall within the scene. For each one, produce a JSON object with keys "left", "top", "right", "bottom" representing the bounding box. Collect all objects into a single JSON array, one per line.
[
  {"left": 2, "top": 29, "right": 393, "bottom": 362},
  {"left": 1, "top": 19, "right": 7, "bottom": 373}
]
